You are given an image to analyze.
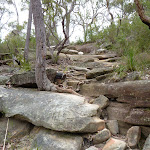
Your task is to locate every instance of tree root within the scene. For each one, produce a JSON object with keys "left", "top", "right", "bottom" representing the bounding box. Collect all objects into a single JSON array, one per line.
[{"left": 55, "top": 86, "right": 82, "bottom": 96}]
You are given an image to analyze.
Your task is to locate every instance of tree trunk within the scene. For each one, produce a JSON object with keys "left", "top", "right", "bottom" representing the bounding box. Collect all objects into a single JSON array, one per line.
[
  {"left": 65, "top": 9, "right": 70, "bottom": 44},
  {"left": 24, "top": 1, "right": 32, "bottom": 61},
  {"left": 106, "top": 0, "right": 114, "bottom": 25},
  {"left": 12, "top": 0, "right": 19, "bottom": 25},
  {"left": 134, "top": 0, "right": 150, "bottom": 29},
  {"left": 31, "top": 0, "right": 55, "bottom": 91}
]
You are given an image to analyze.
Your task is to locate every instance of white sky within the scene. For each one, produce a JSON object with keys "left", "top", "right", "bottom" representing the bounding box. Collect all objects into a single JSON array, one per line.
[
  {"left": 1, "top": 1, "right": 28, "bottom": 40},
  {"left": 1, "top": 0, "right": 114, "bottom": 42}
]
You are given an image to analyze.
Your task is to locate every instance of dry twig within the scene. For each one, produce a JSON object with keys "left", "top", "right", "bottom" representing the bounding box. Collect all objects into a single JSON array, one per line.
[{"left": 3, "top": 118, "right": 9, "bottom": 150}]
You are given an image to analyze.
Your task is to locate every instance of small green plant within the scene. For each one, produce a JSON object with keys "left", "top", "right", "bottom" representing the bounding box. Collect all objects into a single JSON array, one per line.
[
  {"left": 75, "top": 38, "right": 84, "bottom": 45},
  {"left": 125, "top": 47, "right": 137, "bottom": 71}
]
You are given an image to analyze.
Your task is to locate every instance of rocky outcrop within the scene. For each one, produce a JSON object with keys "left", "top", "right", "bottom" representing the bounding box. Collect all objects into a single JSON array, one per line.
[
  {"left": 80, "top": 80, "right": 150, "bottom": 129},
  {"left": 107, "top": 103, "right": 150, "bottom": 126},
  {"left": 0, "top": 86, "right": 105, "bottom": 133},
  {"left": 31, "top": 128, "right": 83, "bottom": 150}
]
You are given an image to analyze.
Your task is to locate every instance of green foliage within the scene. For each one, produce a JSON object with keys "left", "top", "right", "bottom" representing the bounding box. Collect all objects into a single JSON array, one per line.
[
  {"left": 116, "top": 48, "right": 150, "bottom": 77},
  {"left": 94, "top": 13, "right": 150, "bottom": 76},
  {"left": 16, "top": 52, "right": 31, "bottom": 71},
  {"left": 75, "top": 38, "right": 84, "bottom": 45},
  {"left": 86, "top": 24, "right": 100, "bottom": 43}
]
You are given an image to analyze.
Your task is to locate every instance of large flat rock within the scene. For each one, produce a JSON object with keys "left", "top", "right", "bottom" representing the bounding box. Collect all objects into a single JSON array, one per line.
[{"left": 0, "top": 86, "right": 105, "bottom": 133}]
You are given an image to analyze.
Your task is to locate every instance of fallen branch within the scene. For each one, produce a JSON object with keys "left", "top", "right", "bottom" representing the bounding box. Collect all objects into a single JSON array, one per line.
[{"left": 3, "top": 118, "right": 9, "bottom": 150}]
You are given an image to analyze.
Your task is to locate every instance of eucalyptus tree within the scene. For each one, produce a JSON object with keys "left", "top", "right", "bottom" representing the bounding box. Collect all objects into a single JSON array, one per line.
[
  {"left": 42, "top": 0, "right": 76, "bottom": 63},
  {"left": 74, "top": 0, "right": 104, "bottom": 43},
  {"left": 31, "top": 0, "right": 55, "bottom": 91},
  {"left": 134, "top": 0, "right": 150, "bottom": 29},
  {"left": 24, "top": 0, "right": 32, "bottom": 61},
  {"left": 31, "top": 0, "right": 79, "bottom": 94}
]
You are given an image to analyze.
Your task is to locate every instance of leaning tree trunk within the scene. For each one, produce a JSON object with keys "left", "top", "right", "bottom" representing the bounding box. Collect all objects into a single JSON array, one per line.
[
  {"left": 31, "top": 0, "right": 55, "bottom": 91},
  {"left": 134, "top": 0, "right": 150, "bottom": 29},
  {"left": 24, "top": 1, "right": 32, "bottom": 61}
]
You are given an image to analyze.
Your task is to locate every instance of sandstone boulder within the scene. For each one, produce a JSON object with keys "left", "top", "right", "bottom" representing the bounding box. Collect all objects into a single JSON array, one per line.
[
  {"left": 106, "top": 102, "right": 131, "bottom": 122},
  {"left": 80, "top": 80, "right": 150, "bottom": 104},
  {"left": 86, "top": 68, "right": 113, "bottom": 79},
  {"left": 95, "top": 49, "right": 108, "bottom": 55},
  {"left": 0, "top": 86, "right": 105, "bottom": 133},
  {"left": 0, "top": 117, "right": 32, "bottom": 144},
  {"left": 69, "top": 66, "right": 89, "bottom": 72},
  {"left": 61, "top": 48, "right": 79, "bottom": 55},
  {"left": 86, "top": 146, "right": 99, "bottom": 150},
  {"left": 0, "top": 75, "right": 10, "bottom": 85},
  {"left": 125, "top": 109, "right": 150, "bottom": 126},
  {"left": 141, "top": 126, "right": 150, "bottom": 138},
  {"left": 106, "top": 120, "right": 119, "bottom": 135},
  {"left": 102, "top": 138, "right": 127, "bottom": 150},
  {"left": 96, "top": 74, "right": 111, "bottom": 81},
  {"left": 92, "top": 128, "right": 111, "bottom": 144},
  {"left": 9, "top": 68, "right": 57, "bottom": 87},
  {"left": 97, "top": 54, "right": 117, "bottom": 60},
  {"left": 31, "top": 128, "right": 83, "bottom": 150},
  {"left": 106, "top": 80, "right": 150, "bottom": 104},
  {"left": 93, "top": 95, "right": 109, "bottom": 109},
  {"left": 126, "top": 126, "right": 141, "bottom": 148},
  {"left": 143, "top": 134, "right": 150, "bottom": 150}
]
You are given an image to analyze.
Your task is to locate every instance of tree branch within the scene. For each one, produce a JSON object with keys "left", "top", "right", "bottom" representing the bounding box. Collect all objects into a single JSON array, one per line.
[{"left": 134, "top": 0, "right": 150, "bottom": 29}]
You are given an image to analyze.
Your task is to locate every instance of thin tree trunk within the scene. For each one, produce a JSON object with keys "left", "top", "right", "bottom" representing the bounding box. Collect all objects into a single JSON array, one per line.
[
  {"left": 66, "top": 10, "right": 70, "bottom": 44},
  {"left": 106, "top": 0, "right": 114, "bottom": 25},
  {"left": 31, "top": 0, "right": 82, "bottom": 95},
  {"left": 24, "top": 1, "right": 32, "bottom": 61},
  {"left": 134, "top": 0, "right": 150, "bottom": 29},
  {"left": 12, "top": 0, "right": 19, "bottom": 25},
  {"left": 31, "top": 0, "right": 55, "bottom": 91}
]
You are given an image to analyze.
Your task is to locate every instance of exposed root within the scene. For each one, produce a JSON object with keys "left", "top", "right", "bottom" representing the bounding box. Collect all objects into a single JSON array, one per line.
[{"left": 55, "top": 86, "right": 82, "bottom": 96}]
